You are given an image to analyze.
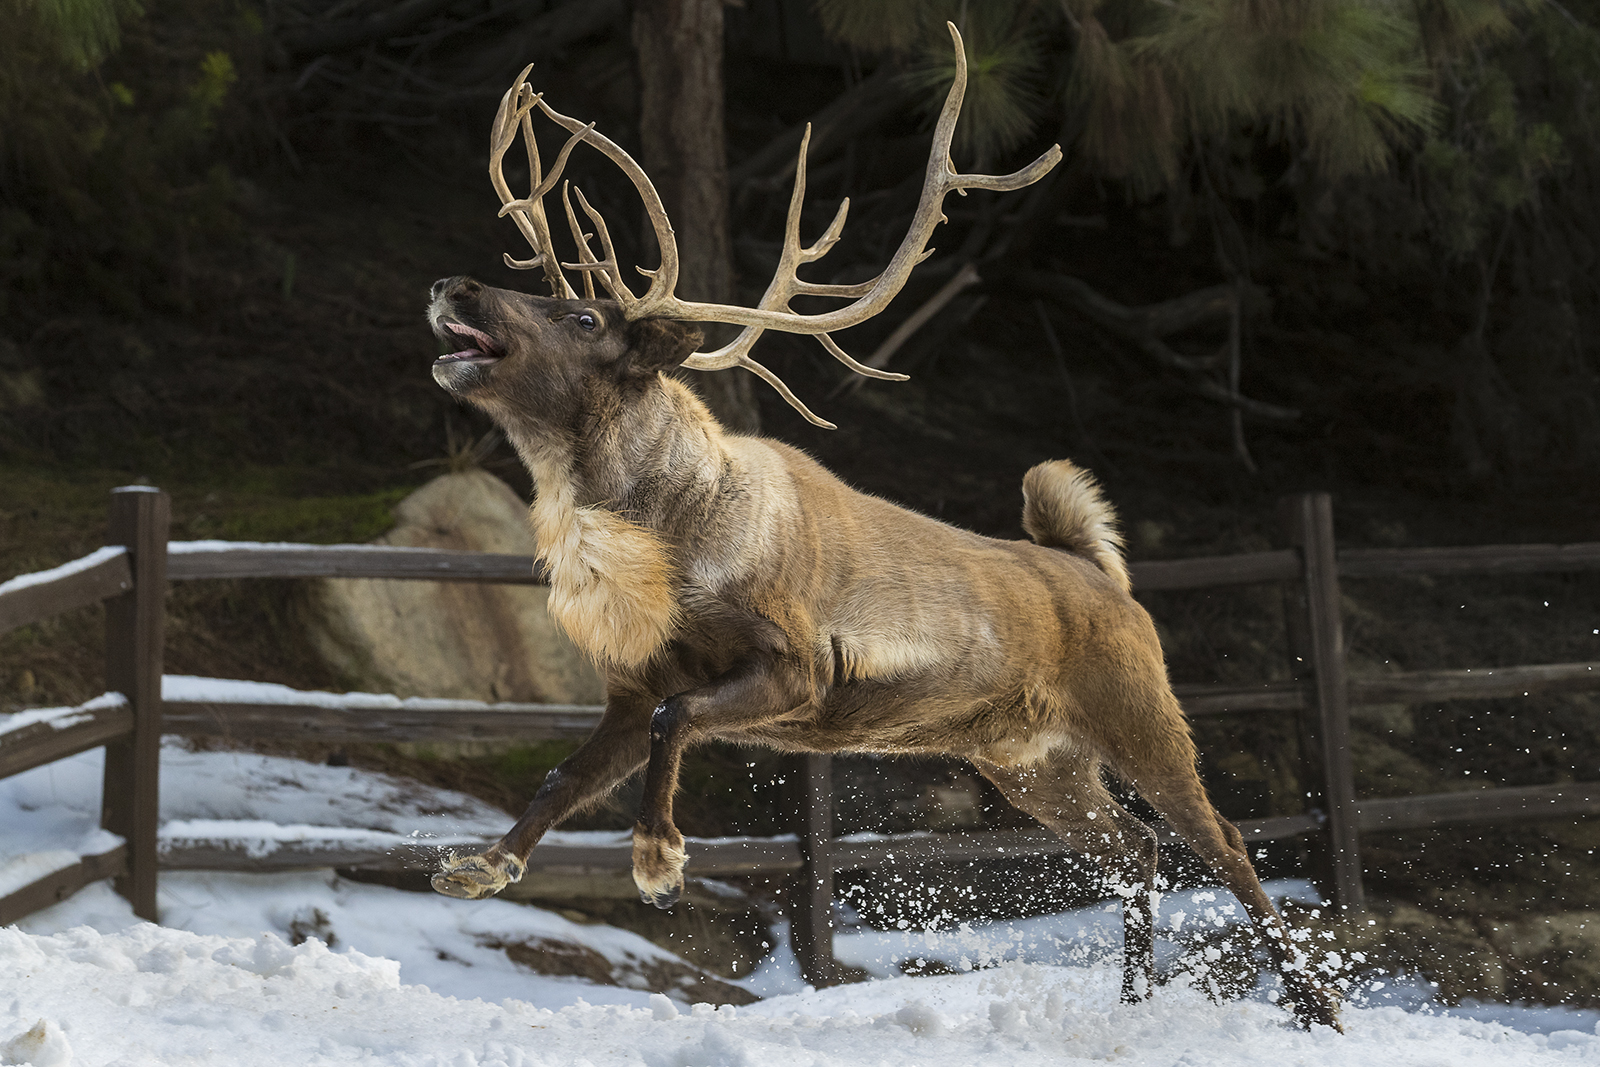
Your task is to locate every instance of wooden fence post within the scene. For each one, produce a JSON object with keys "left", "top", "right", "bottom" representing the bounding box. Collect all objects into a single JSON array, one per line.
[
  {"left": 1281, "top": 493, "right": 1364, "bottom": 911},
  {"left": 789, "top": 753, "right": 837, "bottom": 986},
  {"left": 102, "top": 486, "right": 169, "bottom": 921}
]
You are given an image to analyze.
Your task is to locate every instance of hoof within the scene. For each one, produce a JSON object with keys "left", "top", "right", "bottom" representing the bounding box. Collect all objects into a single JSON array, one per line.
[
  {"left": 638, "top": 881, "right": 683, "bottom": 910},
  {"left": 632, "top": 825, "right": 687, "bottom": 911},
  {"left": 1283, "top": 976, "right": 1343, "bottom": 1032},
  {"left": 431, "top": 851, "right": 525, "bottom": 900},
  {"left": 1119, "top": 970, "right": 1153, "bottom": 1004}
]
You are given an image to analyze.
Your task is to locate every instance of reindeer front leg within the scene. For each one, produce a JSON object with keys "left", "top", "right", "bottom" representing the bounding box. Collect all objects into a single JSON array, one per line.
[
  {"left": 632, "top": 652, "right": 813, "bottom": 909},
  {"left": 432, "top": 693, "right": 653, "bottom": 900}
]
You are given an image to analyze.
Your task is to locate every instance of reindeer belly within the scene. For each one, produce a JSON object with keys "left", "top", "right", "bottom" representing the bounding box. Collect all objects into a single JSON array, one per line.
[{"left": 734, "top": 667, "right": 1070, "bottom": 766}]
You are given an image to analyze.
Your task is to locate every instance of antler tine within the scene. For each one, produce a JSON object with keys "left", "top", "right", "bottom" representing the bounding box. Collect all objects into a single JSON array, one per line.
[
  {"left": 816, "top": 334, "right": 908, "bottom": 381},
  {"left": 736, "top": 355, "right": 836, "bottom": 430},
  {"left": 496, "top": 119, "right": 596, "bottom": 221},
  {"left": 772, "top": 127, "right": 857, "bottom": 283},
  {"left": 676, "top": 124, "right": 827, "bottom": 373},
  {"left": 669, "top": 23, "right": 1060, "bottom": 338},
  {"left": 533, "top": 99, "right": 680, "bottom": 314},
  {"left": 800, "top": 198, "right": 850, "bottom": 262},
  {"left": 561, "top": 184, "right": 638, "bottom": 307},
  {"left": 778, "top": 125, "right": 815, "bottom": 269},
  {"left": 558, "top": 182, "right": 598, "bottom": 301},
  {"left": 681, "top": 113, "right": 906, "bottom": 382},
  {"left": 489, "top": 68, "right": 575, "bottom": 299}
]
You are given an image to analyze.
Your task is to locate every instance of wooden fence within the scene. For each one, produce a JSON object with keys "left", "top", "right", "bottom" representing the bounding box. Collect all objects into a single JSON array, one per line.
[{"left": 2, "top": 486, "right": 1598, "bottom": 986}]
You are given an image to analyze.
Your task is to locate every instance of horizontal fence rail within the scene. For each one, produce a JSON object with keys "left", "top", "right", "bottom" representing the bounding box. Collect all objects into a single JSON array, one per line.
[
  {"left": 0, "top": 695, "right": 133, "bottom": 780},
  {"left": 1128, "top": 550, "right": 1299, "bottom": 590},
  {"left": 10, "top": 537, "right": 1598, "bottom": 610},
  {"left": 0, "top": 845, "right": 128, "bottom": 928},
  {"left": 0, "top": 547, "right": 130, "bottom": 636},
  {"left": 157, "top": 834, "right": 807, "bottom": 878},
  {"left": 1340, "top": 542, "right": 1600, "bottom": 578},
  {"left": 163, "top": 698, "right": 606, "bottom": 744},
  {"left": 165, "top": 542, "right": 548, "bottom": 584},
  {"left": 1356, "top": 782, "right": 1600, "bottom": 833},
  {"left": 1175, "top": 661, "right": 1600, "bottom": 717}
]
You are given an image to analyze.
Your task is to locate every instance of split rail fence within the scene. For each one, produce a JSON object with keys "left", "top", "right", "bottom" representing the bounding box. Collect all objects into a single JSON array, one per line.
[{"left": 2, "top": 485, "right": 1598, "bottom": 985}]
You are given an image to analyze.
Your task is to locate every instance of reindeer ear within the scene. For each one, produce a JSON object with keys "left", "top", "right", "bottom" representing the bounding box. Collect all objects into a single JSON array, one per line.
[{"left": 623, "top": 318, "right": 704, "bottom": 376}]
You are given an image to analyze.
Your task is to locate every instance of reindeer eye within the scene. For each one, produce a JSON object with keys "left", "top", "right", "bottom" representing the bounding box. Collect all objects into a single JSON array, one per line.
[{"left": 576, "top": 312, "right": 597, "bottom": 332}]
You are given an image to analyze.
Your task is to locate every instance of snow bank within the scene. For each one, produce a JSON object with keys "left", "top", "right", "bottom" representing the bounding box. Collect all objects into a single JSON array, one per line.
[
  {"left": 21, "top": 870, "right": 733, "bottom": 1013},
  {"left": 4, "top": 918, "right": 1598, "bottom": 1067}
]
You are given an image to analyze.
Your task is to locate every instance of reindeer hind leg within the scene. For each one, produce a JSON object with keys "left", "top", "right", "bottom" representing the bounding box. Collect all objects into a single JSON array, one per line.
[
  {"left": 1105, "top": 706, "right": 1344, "bottom": 1031},
  {"left": 974, "top": 754, "right": 1159, "bottom": 1004}
]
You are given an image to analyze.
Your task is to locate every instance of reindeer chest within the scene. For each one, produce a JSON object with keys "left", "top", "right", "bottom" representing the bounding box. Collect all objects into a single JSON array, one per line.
[{"left": 529, "top": 481, "right": 679, "bottom": 669}]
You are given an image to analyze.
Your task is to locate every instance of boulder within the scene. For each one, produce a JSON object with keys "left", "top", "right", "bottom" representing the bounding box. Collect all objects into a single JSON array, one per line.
[{"left": 305, "top": 470, "right": 604, "bottom": 705}]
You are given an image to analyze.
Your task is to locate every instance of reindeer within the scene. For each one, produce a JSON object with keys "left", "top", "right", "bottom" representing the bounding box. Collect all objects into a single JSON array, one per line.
[{"left": 425, "top": 25, "right": 1341, "bottom": 1031}]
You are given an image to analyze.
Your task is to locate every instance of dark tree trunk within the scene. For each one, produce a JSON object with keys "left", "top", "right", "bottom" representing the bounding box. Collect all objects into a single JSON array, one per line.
[{"left": 633, "top": 0, "right": 759, "bottom": 433}]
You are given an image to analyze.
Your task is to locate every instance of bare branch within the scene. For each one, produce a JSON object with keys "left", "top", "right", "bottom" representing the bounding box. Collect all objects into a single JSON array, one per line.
[
  {"left": 281, "top": 0, "right": 464, "bottom": 60},
  {"left": 1018, "top": 271, "right": 1299, "bottom": 422},
  {"left": 863, "top": 262, "right": 982, "bottom": 370}
]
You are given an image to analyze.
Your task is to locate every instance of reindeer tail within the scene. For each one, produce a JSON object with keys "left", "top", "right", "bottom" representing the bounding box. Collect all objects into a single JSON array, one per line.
[{"left": 1021, "top": 460, "right": 1130, "bottom": 593}]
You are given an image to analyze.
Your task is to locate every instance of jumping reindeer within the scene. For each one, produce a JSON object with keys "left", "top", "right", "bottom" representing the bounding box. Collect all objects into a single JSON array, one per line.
[{"left": 425, "top": 24, "right": 1341, "bottom": 1031}]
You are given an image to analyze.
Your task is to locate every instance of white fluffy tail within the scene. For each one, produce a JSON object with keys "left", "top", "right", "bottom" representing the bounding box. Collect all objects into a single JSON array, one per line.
[{"left": 1020, "top": 460, "right": 1130, "bottom": 592}]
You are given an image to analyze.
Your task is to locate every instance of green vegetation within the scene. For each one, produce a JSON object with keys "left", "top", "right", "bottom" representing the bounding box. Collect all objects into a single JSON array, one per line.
[{"left": 0, "top": 0, "right": 262, "bottom": 320}]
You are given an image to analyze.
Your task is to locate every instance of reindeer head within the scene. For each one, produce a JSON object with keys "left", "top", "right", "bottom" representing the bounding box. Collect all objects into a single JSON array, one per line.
[
  {"left": 437, "top": 22, "right": 1060, "bottom": 429},
  {"left": 429, "top": 279, "right": 702, "bottom": 432}
]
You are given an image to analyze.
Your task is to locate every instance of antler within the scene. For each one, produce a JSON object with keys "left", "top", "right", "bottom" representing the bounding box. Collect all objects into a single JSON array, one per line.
[
  {"left": 490, "top": 70, "right": 578, "bottom": 300},
  {"left": 494, "top": 22, "right": 1062, "bottom": 428}
]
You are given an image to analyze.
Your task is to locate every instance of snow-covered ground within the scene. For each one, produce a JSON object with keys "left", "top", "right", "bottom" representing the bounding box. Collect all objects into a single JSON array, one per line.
[
  {"left": 5, "top": 704, "right": 1600, "bottom": 1065},
  {"left": 9, "top": 909, "right": 1600, "bottom": 1067}
]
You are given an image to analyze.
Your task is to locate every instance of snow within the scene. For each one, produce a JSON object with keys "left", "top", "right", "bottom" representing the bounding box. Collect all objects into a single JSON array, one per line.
[
  {"left": 6, "top": 910, "right": 1600, "bottom": 1066},
  {"left": 4, "top": 729, "right": 1599, "bottom": 1063},
  {"left": 833, "top": 884, "right": 1297, "bottom": 979},
  {"left": 0, "top": 546, "right": 125, "bottom": 597},
  {"left": 0, "top": 1018, "right": 71, "bottom": 1067},
  {"left": 22, "top": 874, "right": 732, "bottom": 1014}
]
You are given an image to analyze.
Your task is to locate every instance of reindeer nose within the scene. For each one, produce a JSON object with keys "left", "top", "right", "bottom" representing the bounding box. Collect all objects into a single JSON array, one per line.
[{"left": 431, "top": 276, "right": 481, "bottom": 301}]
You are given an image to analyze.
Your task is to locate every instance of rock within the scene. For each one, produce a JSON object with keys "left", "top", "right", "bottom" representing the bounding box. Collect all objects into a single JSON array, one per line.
[
  {"left": 305, "top": 470, "right": 603, "bottom": 707},
  {"left": 508, "top": 882, "right": 776, "bottom": 980},
  {"left": 1484, "top": 911, "right": 1600, "bottom": 1003},
  {"left": 480, "top": 931, "right": 760, "bottom": 1005}
]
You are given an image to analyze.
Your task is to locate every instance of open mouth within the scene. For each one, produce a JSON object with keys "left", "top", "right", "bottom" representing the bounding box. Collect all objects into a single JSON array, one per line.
[{"left": 434, "top": 318, "right": 503, "bottom": 365}]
